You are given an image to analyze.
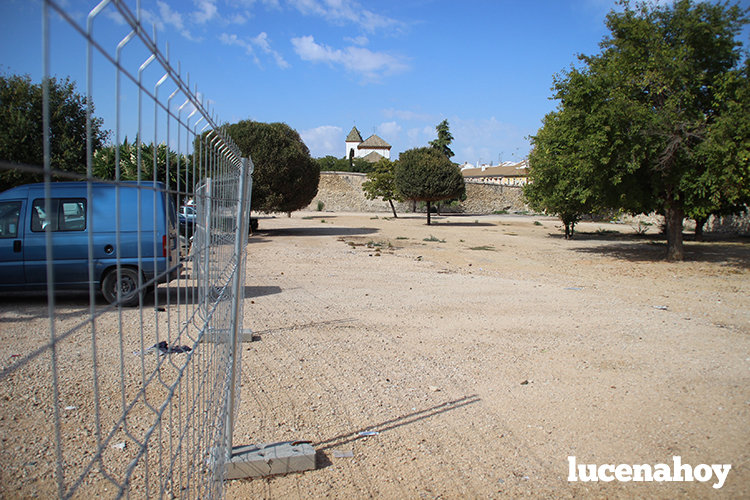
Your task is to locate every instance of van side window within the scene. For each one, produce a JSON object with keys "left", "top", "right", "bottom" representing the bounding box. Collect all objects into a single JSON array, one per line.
[
  {"left": 0, "top": 201, "right": 21, "bottom": 238},
  {"left": 31, "top": 199, "right": 87, "bottom": 232}
]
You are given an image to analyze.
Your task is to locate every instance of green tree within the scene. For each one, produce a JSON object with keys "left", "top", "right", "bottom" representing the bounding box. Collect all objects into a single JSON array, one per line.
[
  {"left": 429, "top": 119, "right": 455, "bottom": 159},
  {"left": 223, "top": 120, "right": 320, "bottom": 214},
  {"left": 362, "top": 157, "right": 401, "bottom": 217},
  {"left": 315, "top": 155, "right": 349, "bottom": 172},
  {"left": 0, "top": 74, "right": 109, "bottom": 189},
  {"left": 526, "top": 109, "right": 597, "bottom": 239},
  {"left": 531, "top": 0, "right": 748, "bottom": 260},
  {"left": 394, "top": 147, "right": 465, "bottom": 225},
  {"left": 315, "top": 155, "right": 374, "bottom": 173},
  {"left": 93, "top": 139, "right": 194, "bottom": 203},
  {"left": 689, "top": 58, "right": 750, "bottom": 237}
]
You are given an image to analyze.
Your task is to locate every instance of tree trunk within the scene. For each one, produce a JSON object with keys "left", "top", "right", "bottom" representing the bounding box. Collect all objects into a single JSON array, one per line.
[
  {"left": 664, "top": 205, "right": 685, "bottom": 261},
  {"left": 436, "top": 202, "right": 441, "bottom": 216},
  {"left": 694, "top": 216, "right": 707, "bottom": 240},
  {"left": 564, "top": 222, "right": 571, "bottom": 239},
  {"left": 426, "top": 201, "right": 431, "bottom": 225},
  {"left": 388, "top": 199, "right": 397, "bottom": 218}
]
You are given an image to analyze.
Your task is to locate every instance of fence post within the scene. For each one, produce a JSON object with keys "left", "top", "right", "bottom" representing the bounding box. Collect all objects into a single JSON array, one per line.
[
  {"left": 225, "top": 157, "right": 251, "bottom": 458},
  {"left": 222, "top": 157, "right": 315, "bottom": 481},
  {"left": 202, "top": 177, "right": 212, "bottom": 313}
]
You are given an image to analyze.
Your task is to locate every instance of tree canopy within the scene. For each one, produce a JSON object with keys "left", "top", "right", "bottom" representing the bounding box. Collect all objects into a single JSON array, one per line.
[
  {"left": 315, "top": 154, "right": 374, "bottom": 173},
  {"left": 224, "top": 120, "right": 320, "bottom": 214},
  {"left": 526, "top": 0, "right": 749, "bottom": 259},
  {"left": 93, "top": 139, "right": 192, "bottom": 203},
  {"left": 394, "top": 147, "right": 465, "bottom": 225},
  {"left": 429, "top": 119, "right": 455, "bottom": 159},
  {"left": 0, "top": 74, "right": 109, "bottom": 189}
]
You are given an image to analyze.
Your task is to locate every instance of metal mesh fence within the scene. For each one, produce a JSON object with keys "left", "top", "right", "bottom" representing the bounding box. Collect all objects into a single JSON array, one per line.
[{"left": 0, "top": 1, "right": 251, "bottom": 497}]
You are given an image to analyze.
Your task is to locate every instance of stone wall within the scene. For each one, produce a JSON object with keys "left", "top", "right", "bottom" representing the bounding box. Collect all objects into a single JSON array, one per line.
[
  {"left": 304, "top": 172, "right": 748, "bottom": 234},
  {"left": 306, "top": 172, "right": 529, "bottom": 214}
]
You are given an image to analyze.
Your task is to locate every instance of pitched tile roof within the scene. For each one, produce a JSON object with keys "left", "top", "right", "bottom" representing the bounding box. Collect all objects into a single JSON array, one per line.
[
  {"left": 346, "top": 126, "right": 363, "bottom": 142},
  {"left": 358, "top": 134, "right": 391, "bottom": 149},
  {"left": 361, "top": 151, "right": 385, "bottom": 163}
]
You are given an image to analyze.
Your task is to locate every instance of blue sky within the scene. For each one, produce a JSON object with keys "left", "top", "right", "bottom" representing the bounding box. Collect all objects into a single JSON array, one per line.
[{"left": 1, "top": 0, "right": 748, "bottom": 165}]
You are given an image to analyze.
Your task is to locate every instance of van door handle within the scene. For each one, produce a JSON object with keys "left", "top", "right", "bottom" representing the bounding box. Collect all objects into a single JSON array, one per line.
[{"left": 13, "top": 240, "right": 21, "bottom": 253}]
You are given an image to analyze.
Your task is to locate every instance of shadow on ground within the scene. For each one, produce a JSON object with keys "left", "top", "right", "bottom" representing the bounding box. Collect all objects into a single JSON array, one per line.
[
  {"left": 0, "top": 285, "right": 282, "bottom": 319},
  {"left": 312, "top": 394, "right": 481, "bottom": 457},
  {"left": 256, "top": 226, "right": 379, "bottom": 238},
  {"left": 572, "top": 239, "right": 750, "bottom": 268}
]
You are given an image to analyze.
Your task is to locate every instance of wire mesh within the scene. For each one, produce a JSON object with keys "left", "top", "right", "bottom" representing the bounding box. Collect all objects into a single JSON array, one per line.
[{"left": 0, "top": 1, "right": 250, "bottom": 498}]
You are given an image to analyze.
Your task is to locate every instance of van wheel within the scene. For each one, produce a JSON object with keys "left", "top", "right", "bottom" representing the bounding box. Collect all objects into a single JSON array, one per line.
[{"left": 101, "top": 268, "right": 141, "bottom": 307}]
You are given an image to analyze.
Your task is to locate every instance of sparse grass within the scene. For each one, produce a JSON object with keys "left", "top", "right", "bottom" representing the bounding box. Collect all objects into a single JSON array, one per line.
[
  {"left": 632, "top": 221, "right": 653, "bottom": 235},
  {"left": 396, "top": 236, "right": 408, "bottom": 240},
  {"left": 469, "top": 245, "right": 496, "bottom": 251},
  {"left": 423, "top": 235, "right": 446, "bottom": 243},
  {"left": 370, "top": 216, "right": 379, "bottom": 220},
  {"left": 493, "top": 210, "right": 508, "bottom": 215},
  {"left": 316, "top": 200, "right": 325, "bottom": 211},
  {"left": 533, "top": 221, "right": 543, "bottom": 226},
  {"left": 320, "top": 219, "right": 326, "bottom": 223}
]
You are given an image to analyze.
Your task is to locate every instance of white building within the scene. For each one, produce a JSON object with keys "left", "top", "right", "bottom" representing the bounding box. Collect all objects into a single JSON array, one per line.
[{"left": 345, "top": 126, "right": 392, "bottom": 163}]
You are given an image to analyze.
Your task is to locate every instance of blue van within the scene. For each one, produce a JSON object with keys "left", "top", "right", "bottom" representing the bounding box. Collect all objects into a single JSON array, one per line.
[{"left": 0, "top": 181, "right": 180, "bottom": 306}]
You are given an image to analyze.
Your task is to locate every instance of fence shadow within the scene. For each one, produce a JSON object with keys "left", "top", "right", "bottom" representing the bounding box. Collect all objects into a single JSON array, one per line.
[
  {"left": 0, "top": 285, "right": 281, "bottom": 317},
  {"left": 312, "top": 394, "right": 481, "bottom": 459}
]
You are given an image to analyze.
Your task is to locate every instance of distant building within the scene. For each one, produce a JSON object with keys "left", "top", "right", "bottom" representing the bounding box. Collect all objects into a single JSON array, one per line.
[
  {"left": 461, "top": 159, "right": 529, "bottom": 186},
  {"left": 345, "top": 126, "right": 391, "bottom": 163}
]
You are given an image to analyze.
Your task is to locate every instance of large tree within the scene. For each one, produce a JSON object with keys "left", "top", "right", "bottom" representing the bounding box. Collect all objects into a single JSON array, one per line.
[
  {"left": 529, "top": 0, "right": 748, "bottom": 260},
  {"left": 394, "top": 147, "right": 465, "bottom": 225},
  {"left": 224, "top": 120, "right": 320, "bottom": 214},
  {"left": 0, "top": 74, "right": 109, "bottom": 189},
  {"left": 362, "top": 157, "right": 401, "bottom": 218}
]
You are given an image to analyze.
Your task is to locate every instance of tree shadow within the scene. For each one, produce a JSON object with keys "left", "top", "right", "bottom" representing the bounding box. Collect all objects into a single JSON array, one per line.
[
  {"left": 573, "top": 240, "right": 750, "bottom": 267},
  {"left": 432, "top": 222, "right": 496, "bottom": 227},
  {"left": 257, "top": 226, "right": 379, "bottom": 238},
  {"left": 547, "top": 230, "right": 637, "bottom": 241}
]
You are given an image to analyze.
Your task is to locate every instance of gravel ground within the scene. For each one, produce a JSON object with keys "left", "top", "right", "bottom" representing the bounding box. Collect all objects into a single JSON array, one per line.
[
  {"left": 226, "top": 212, "right": 749, "bottom": 499},
  {"left": 1, "top": 211, "right": 748, "bottom": 498}
]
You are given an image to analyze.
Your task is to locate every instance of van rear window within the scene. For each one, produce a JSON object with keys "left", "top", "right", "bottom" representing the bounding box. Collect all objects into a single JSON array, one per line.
[{"left": 31, "top": 199, "right": 87, "bottom": 232}]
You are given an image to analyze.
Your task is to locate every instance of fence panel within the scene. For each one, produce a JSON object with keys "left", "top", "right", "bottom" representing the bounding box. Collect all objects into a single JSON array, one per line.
[{"left": 0, "top": 1, "right": 250, "bottom": 498}]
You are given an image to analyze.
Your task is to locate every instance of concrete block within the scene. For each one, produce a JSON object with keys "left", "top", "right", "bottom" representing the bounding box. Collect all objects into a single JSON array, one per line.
[
  {"left": 200, "top": 328, "right": 257, "bottom": 343},
  {"left": 225, "top": 441, "right": 316, "bottom": 479}
]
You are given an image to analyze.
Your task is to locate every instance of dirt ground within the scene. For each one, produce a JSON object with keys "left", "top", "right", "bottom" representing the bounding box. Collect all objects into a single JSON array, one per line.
[
  {"left": 0, "top": 211, "right": 748, "bottom": 498},
  {"left": 226, "top": 211, "right": 749, "bottom": 499}
]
